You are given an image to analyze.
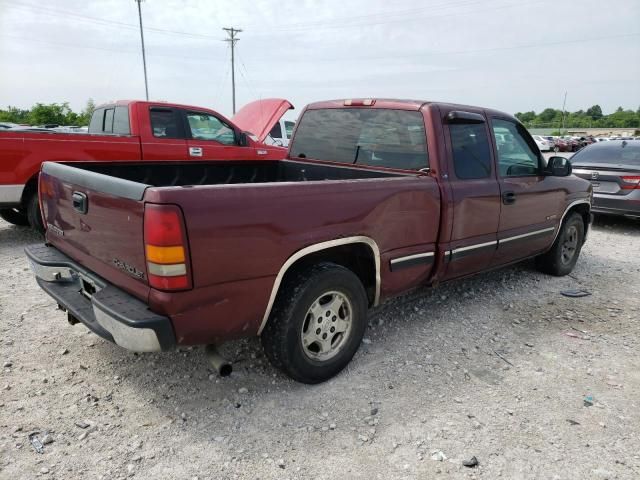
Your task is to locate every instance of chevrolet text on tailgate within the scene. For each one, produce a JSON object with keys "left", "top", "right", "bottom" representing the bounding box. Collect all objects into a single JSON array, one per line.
[{"left": 26, "top": 99, "right": 592, "bottom": 384}]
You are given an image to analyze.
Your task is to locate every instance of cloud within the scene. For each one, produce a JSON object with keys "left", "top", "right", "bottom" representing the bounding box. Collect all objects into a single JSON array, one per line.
[{"left": 0, "top": 0, "right": 638, "bottom": 119}]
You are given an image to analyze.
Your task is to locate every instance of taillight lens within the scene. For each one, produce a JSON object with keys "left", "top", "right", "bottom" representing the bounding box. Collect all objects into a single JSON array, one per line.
[
  {"left": 621, "top": 176, "right": 640, "bottom": 190},
  {"left": 144, "top": 204, "right": 192, "bottom": 291}
]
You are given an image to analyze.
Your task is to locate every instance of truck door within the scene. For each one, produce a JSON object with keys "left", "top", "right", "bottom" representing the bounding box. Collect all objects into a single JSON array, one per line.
[
  {"left": 440, "top": 109, "right": 501, "bottom": 280},
  {"left": 140, "top": 107, "right": 189, "bottom": 160},
  {"left": 182, "top": 110, "right": 255, "bottom": 161},
  {"left": 488, "top": 117, "right": 562, "bottom": 266}
]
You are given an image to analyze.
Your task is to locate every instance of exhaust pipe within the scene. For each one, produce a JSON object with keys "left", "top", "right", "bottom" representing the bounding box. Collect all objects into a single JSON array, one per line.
[{"left": 205, "top": 345, "right": 232, "bottom": 377}]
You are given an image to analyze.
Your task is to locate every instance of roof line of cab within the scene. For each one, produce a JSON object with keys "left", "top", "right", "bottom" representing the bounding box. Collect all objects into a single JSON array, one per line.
[{"left": 305, "top": 98, "right": 518, "bottom": 122}]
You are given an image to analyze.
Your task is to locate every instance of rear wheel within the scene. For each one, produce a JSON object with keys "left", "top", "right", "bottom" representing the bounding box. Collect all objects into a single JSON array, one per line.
[
  {"left": 0, "top": 208, "right": 29, "bottom": 226},
  {"left": 261, "top": 262, "right": 368, "bottom": 384},
  {"left": 26, "top": 193, "right": 45, "bottom": 234},
  {"left": 535, "top": 212, "right": 584, "bottom": 276}
]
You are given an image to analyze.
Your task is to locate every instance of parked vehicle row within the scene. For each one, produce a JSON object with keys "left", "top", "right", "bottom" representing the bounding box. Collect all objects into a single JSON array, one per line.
[
  {"left": 26, "top": 98, "right": 593, "bottom": 384},
  {"left": 0, "top": 98, "right": 293, "bottom": 231}
]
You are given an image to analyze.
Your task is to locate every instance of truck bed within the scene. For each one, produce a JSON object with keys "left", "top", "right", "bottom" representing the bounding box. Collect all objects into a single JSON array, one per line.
[{"left": 68, "top": 159, "right": 403, "bottom": 187}]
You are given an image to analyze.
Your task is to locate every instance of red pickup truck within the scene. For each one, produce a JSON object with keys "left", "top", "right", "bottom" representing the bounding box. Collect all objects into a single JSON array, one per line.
[
  {"left": 0, "top": 98, "right": 292, "bottom": 230},
  {"left": 26, "top": 98, "right": 592, "bottom": 384}
]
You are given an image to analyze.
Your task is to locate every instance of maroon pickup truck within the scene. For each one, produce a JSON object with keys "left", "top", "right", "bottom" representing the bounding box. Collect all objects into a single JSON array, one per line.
[{"left": 26, "top": 99, "right": 592, "bottom": 384}]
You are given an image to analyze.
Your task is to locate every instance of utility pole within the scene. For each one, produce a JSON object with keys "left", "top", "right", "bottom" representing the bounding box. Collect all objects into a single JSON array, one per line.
[
  {"left": 135, "top": 0, "right": 149, "bottom": 100},
  {"left": 560, "top": 91, "right": 567, "bottom": 135},
  {"left": 223, "top": 27, "right": 242, "bottom": 114}
]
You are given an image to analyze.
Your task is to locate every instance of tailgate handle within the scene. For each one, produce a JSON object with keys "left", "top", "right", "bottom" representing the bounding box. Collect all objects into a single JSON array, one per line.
[
  {"left": 189, "top": 147, "right": 203, "bottom": 157},
  {"left": 72, "top": 192, "right": 88, "bottom": 214}
]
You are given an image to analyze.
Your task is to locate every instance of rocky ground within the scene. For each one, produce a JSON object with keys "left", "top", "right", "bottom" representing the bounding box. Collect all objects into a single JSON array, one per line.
[{"left": 1, "top": 214, "right": 639, "bottom": 480}]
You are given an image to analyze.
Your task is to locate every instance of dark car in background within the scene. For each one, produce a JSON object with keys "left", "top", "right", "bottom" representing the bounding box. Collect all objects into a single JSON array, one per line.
[{"left": 571, "top": 140, "right": 640, "bottom": 218}]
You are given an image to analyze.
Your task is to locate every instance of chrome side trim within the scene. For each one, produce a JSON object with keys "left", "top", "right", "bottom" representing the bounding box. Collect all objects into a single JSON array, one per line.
[
  {"left": 500, "top": 227, "right": 555, "bottom": 244},
  {"left": 390, "top": 251, "right": 434, "bottom": 265},
  {"left": 0, "top": 184, "right": 25, "bottom": 204},
  {"left": 257, "top": 236, "right": 381, "bottom": 335},
  {"left": 452, "top": 240, "right": 497, "bottom": 254},
  {"left": 550, "top": 200, "right": 591, "bottom": 245}
]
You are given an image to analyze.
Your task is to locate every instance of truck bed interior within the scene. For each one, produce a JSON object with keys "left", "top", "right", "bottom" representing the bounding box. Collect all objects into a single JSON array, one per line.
[{"left": 66, "top": 160, "right": 405, "bottom": 187}]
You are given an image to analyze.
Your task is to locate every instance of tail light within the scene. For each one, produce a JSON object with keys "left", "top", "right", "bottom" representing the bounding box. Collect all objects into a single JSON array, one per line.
[
  {"left": 621, "top": 176, "right": 640, "bottom": 190},
  {"left": 144, "top": 204, "right": 192, "bottom": 290}
]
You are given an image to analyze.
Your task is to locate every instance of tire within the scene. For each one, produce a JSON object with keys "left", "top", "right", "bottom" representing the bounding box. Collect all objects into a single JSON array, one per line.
[
  {"left": 26, "top": 193, "right": 45, "bottom": 234},
  {"left": 535, "top": 212, "right": 584, "bottom": 276},
  {"left": 261, "top": 262, "right": 368, "bottom": 384},
  {"left": 0, "top": 208, "right": 29, "bottom": 226}
]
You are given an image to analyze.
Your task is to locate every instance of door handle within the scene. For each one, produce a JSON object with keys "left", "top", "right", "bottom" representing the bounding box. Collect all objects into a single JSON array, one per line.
[
  {"left": 502, "top": 191, "right": 516, "bottom": 205},
  {"left": 189, "top": 147, "right": 203, "bottom": 157},
  {"left": 72, "top": 191, "right": 88, "bottom": 214}
]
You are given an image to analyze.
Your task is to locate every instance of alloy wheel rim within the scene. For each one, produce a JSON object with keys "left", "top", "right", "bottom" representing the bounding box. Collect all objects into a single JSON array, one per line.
[
  {"left": 561, "top": 225, "right": 578, "bottom": 265},
  {"left": 301, "top": 291, "right": 353, "bottom": 361}
]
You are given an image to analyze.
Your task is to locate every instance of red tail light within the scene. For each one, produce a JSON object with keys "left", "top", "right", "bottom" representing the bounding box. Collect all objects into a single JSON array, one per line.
[
  {"left": 621, "top": 176, "right": 640, "bottom": 190},
  {"left": 144, "top": 204, "right": 192, "bottom": 291}
]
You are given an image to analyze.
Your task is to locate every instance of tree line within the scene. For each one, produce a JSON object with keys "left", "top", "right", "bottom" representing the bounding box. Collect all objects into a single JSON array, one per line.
[
  {"left": 2, "top": 100, "right": 639, "bottom": 130},
  {"left": 515, "top": 105, "right": 640, "bottom": 129},
  {"left": 0, "top": 100, "right": 96, "bottom": 126}
]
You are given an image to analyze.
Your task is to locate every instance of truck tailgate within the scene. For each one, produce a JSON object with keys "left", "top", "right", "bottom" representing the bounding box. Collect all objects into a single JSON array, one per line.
[{"left": 39, "top": 162, "right": 150, "bottom": 302}]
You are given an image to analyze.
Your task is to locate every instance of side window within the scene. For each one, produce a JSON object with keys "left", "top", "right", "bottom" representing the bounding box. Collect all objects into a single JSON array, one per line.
[
  {"left": 449, "top": 123, "right": 492, "bottom": 179},
  {"left": 284, "top": 121, "right": 295, "bottom": 139},
  {"left": 113, "top": 106, "right": 130, "bottom": 135},
  {"left": 88, "top": 108, "right": 105, "bottom": 133},
  {"left": 186, "top": 112, "right": 236, "bottom": 145},
  {"left": 150, "top": 108, "right": 183, "bottom": 139},
  {"left": 103, "top": 108, "right": 114, "bottom": 133},
  {"left": 492, "top": 119, "right": 540, "bottom": 176},
  {"left": 269, "top": 122, "right": 283, "bottom": 139}
]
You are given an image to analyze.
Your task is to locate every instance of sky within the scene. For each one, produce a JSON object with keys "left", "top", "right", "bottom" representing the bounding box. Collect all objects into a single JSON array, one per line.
[{"left": 0, "top": 0, "right": 639, "bottom": 121}]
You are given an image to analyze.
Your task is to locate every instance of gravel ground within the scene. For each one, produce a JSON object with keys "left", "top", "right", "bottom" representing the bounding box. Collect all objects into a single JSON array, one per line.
[{"left": 1, "top": 214, "right": 639, "bottom": 480}]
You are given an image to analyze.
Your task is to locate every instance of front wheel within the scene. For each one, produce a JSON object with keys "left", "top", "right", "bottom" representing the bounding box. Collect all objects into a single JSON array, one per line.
[
  {"left": 535, "top": 212, "right": 584, "bottom": 276},
  {"left": 261, "top": 262, "right": 368, "bottom": 384},
  {"left": 0, "top": 208, "right": 29, "bottom": 226}
]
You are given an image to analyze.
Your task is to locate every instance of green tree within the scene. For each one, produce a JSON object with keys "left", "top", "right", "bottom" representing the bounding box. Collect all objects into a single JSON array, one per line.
[
  {"left": 27, "top": 103, "right": 73, "bottom": 126},
  {"left": 586, "top": 105, "right": 603, "bottom": 120}
]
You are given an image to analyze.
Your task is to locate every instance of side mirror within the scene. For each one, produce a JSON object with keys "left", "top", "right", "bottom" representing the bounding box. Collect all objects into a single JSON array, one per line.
[
  {"left": 237, "top": 131, "right": 249, "bottom": 147},
  {"left": 546, "top": 156, "right": 572, "bottom": 176}
]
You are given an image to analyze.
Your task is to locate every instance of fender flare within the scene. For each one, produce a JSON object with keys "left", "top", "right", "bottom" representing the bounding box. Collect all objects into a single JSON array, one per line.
[{"left": 257, "top": 236, "right": 381, "bottom": 335}]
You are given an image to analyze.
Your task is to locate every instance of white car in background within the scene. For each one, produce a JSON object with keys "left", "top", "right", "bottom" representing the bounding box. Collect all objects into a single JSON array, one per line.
[
  {"left": 266, "top": 118, "right": 296, "bottom": 147},
  {"left": 532, "top": 135, "right": 552, "bottom": 151}
]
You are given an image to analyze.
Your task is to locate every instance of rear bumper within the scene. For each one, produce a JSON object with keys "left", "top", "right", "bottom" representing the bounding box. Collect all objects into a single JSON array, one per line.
[
  {"left": 593, "top": 191, "right": 640, "bottom": 218},
  {"left": 25, "top": 244, "right": 175, "bottom": 352}
]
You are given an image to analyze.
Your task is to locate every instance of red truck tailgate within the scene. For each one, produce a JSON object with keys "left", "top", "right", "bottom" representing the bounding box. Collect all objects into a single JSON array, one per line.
[{"left": 39, "top": 162, "right": 150, "bottom": 302}]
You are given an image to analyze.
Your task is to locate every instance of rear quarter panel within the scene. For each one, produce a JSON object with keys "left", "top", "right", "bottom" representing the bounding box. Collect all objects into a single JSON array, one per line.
[{"left": 144, "top": 176, "right": 441, "bottom": 343}]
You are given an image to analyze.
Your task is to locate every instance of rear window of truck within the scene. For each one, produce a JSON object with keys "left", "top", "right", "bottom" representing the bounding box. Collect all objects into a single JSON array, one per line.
[{"left": 290, "top": 108, "right": 428, "bottom": 170}]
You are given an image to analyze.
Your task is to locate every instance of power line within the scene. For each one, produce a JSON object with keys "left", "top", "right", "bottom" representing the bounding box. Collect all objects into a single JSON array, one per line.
[{"left": 222, "top": 27, "right": 242, "bottom": 114}]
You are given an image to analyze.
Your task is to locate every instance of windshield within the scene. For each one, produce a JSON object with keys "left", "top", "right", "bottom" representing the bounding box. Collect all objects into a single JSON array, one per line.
[
  {"left": 571, "top": 142, "right": 640, "bottom": 165},
  {"left": 290, "top": 108, "right": 428, "bottom": 170}
]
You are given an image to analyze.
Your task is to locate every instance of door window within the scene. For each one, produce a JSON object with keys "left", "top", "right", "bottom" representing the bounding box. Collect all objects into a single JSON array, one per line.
[
  {"left": 491, "top": 119, "right": 541, "bottom": 176},
  {"left": 449, "top": 123, "right": 492, "bottom": 179},
  {"left": 103, "top": 108, "right": 114, "bottom": 133},
  {"left": 269, "top": 122, "right": 283, "bottom": 139},
  {"left": 150, "top": 108, "right": 184, "bottom": 139},
  {"left": 186, "top": 112, "right": 236, "bottom": 145}
]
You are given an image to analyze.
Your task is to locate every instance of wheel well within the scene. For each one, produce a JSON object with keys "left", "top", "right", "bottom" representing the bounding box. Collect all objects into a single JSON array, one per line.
[
  {"left": 20, "top": 173, "right": 39, "bottom": 208},
  {"left": 567, "top": 203, "right": 591, "bottom": 242},
  {"left": 283, "top": 243, "right": 378, "bottom": 306}
]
